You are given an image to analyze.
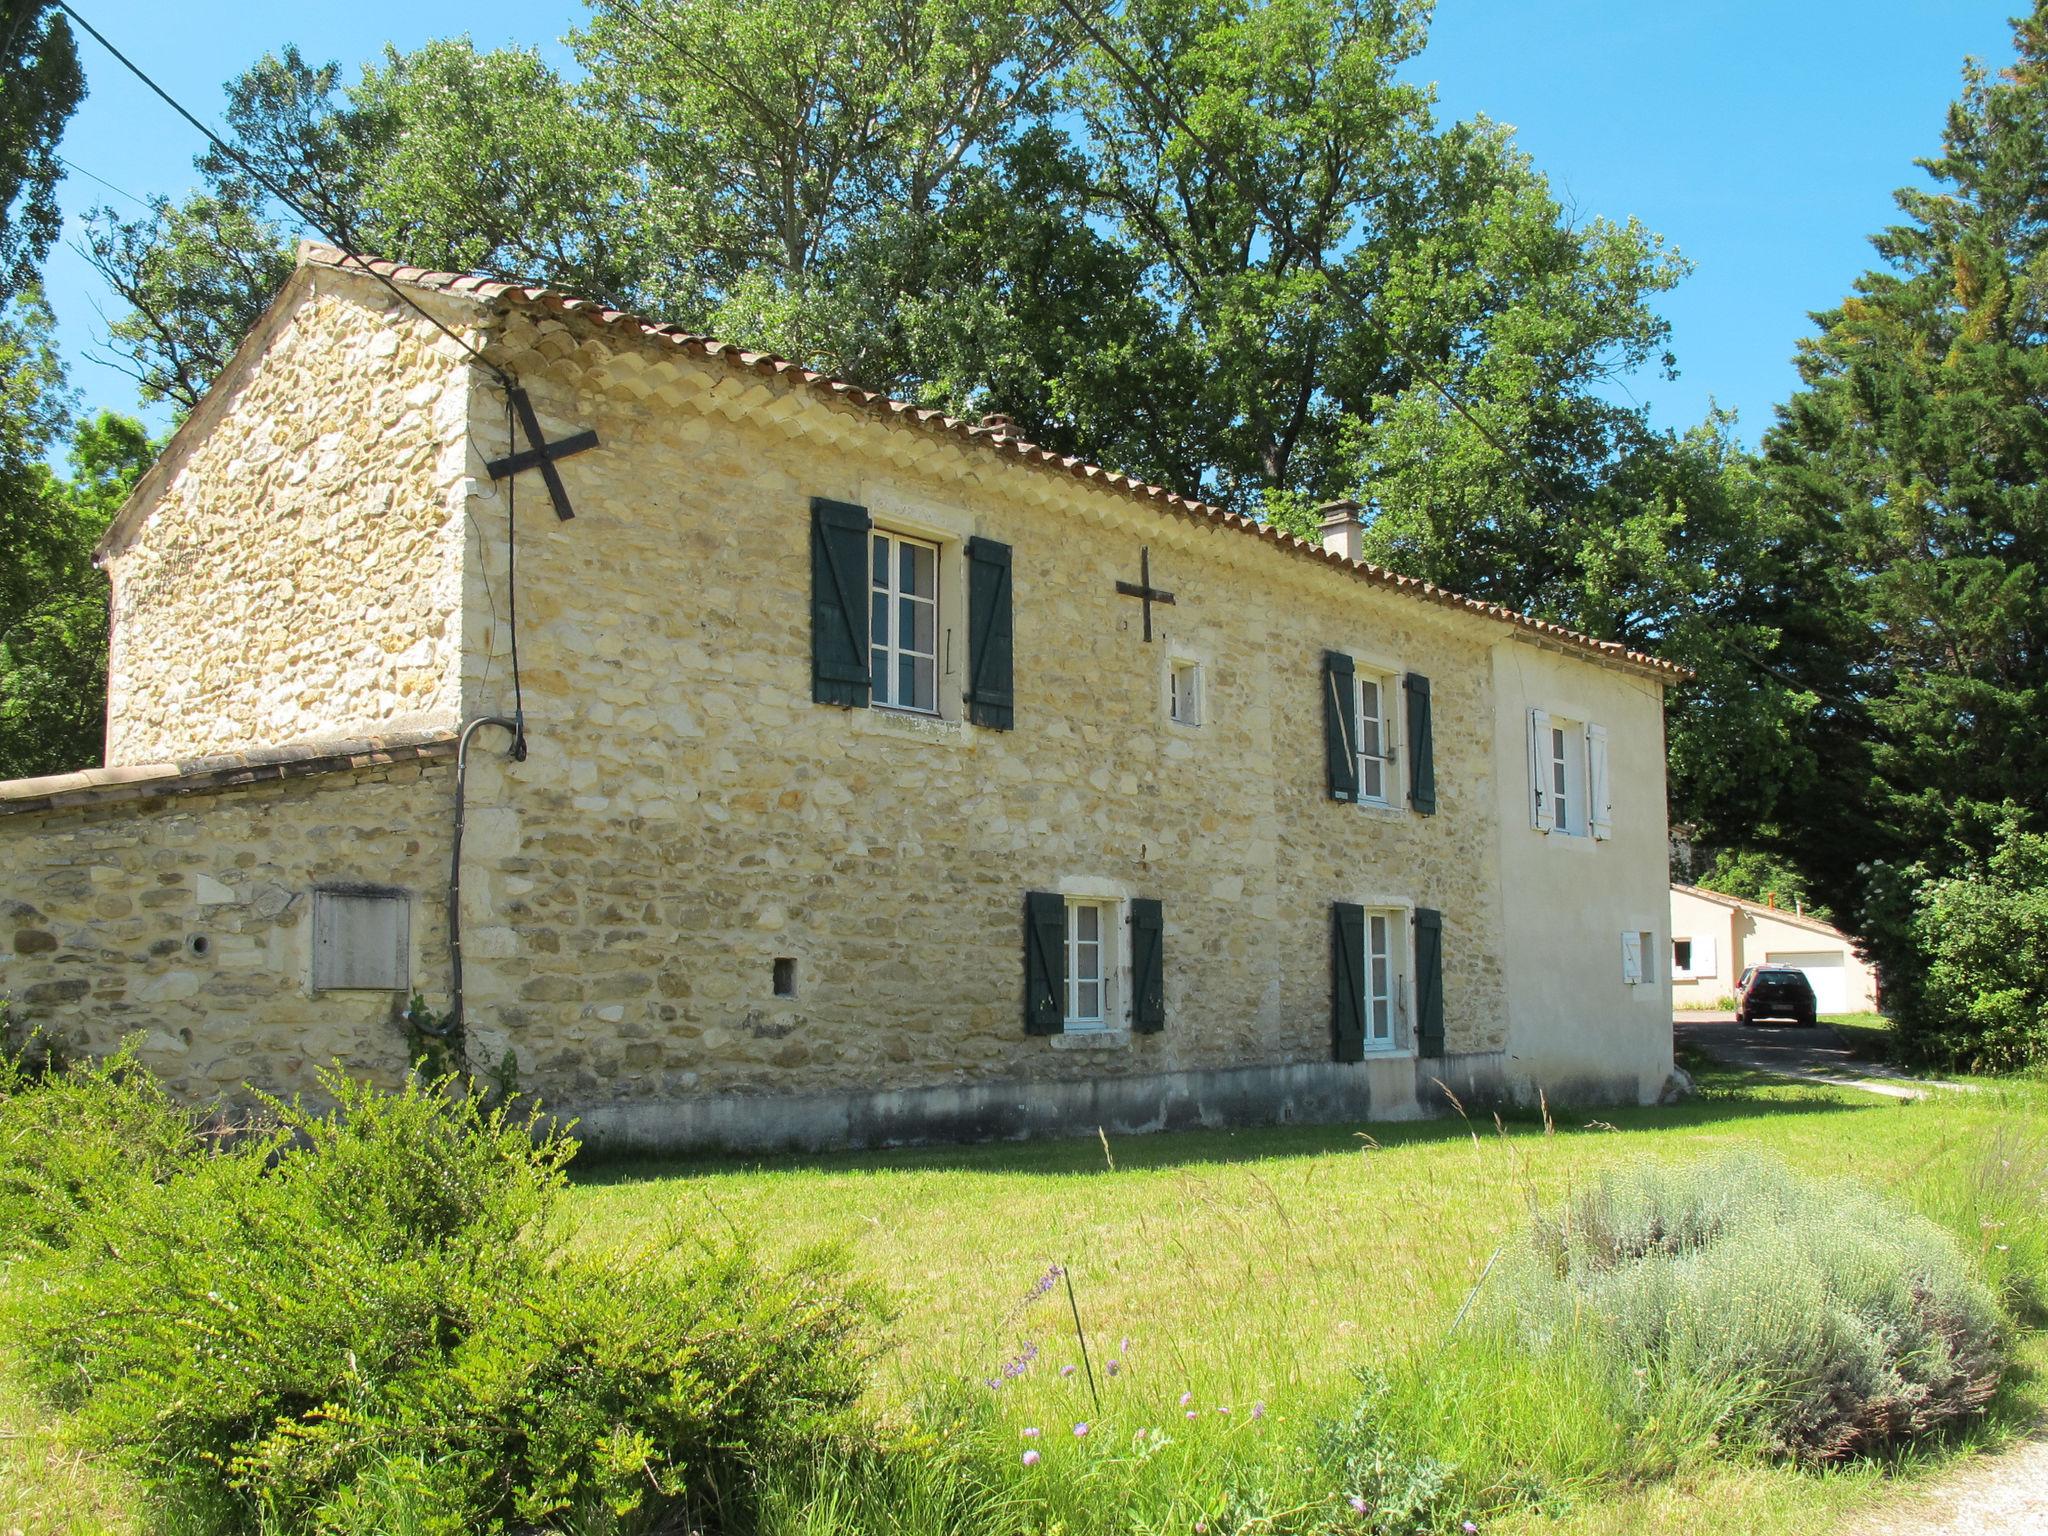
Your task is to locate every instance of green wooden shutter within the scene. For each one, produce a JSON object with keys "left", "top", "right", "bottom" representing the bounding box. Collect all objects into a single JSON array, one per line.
[
  {"left": 811, "top": 497, "right": 871, "bottom": 707},
  {"left": 1414, "top": 907, "right": 1445, "bottom": 1056},
  {"left": 965, "top": 537, "right": 1015, "bottom": 730},
  {"left": 1130, "top": 898, "right": 1165, "bottom": 1032},
  {"left": 1024, "top": 891, "right": 1065, "bottom": 1035},
  {"left": 1331, "top": 901, "right": 1366, "bottom": 1062},
  {"left": 1324, "top": 651, "right": 1358, "bottom": 802},
  {"left": 1404, "top": 672, "right": 1436, "bottom": 815}
]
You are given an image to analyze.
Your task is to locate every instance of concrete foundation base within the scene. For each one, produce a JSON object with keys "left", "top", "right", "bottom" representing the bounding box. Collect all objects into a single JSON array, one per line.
[{"left": 567, "top": 1049, "right": 1515, "bottom": 1154}]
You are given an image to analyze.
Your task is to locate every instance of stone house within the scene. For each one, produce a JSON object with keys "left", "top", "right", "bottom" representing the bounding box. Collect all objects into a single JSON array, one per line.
[{"left": 0, "top": 245, "right": 1684, "bottom": 1150}]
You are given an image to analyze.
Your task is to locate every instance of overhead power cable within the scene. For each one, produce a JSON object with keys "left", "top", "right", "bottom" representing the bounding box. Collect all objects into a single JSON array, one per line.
[{"left": 55, "top": 0, "right": 515, "bottom": 391}]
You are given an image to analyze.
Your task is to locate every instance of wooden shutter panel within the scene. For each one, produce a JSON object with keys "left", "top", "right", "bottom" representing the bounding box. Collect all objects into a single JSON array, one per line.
[
  {"left": 1586, "top": 722, "right": 1612, "bottom": 839},
  {"left": 811, "top": 497, "right": 871, "bottom": 707},
  {"left": 965, "top": 536, "right": 1015, "bottom": 730},
  {"left": 1528, "top": 707, "right": 1551, "bottom": 830},
  {"left": 1130, "top": 898, "right": 1165, "bottom": 1032},
  {"left": 1323, "top": 651, "right": 1359, "bottom": 802},
  {"left": 1413, "top": 907, "right": 1445, "bottom": 1056},
  {"left": 1331, "top": 901, "right": 1367, "bottom": 1062},
  {"left": 1403, "top": 672, "right": 1436, "bottom": 815},
  {"left": 1024, "top": 891, "right": 1065, "bottom": 1035}
]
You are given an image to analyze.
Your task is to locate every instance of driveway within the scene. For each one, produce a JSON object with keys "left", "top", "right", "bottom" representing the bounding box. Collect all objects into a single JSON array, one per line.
[{"left": 1674, "top": 1016, "right": 1964, "bottom": 1100}]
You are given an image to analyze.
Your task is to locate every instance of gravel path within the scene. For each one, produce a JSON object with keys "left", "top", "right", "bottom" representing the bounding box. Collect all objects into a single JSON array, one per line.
[{"left": 1851, "top": 1439, "right": 2048, "bottom": 1533}]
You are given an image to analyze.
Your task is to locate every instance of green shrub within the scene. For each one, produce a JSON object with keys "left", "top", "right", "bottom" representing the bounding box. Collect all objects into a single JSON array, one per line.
[
  {"left": 1, "top": 1065, "right": 877, "bottom": 1535},
  {"left": 1906, "top": 817, "right": 2048, "bottom": 1070},
  {"left": 0, "top": 1034, "right": 212, "bottom": 1258},
  {"left": 1488, "top": 1154, "right": 2005, "bottom": 1464}
]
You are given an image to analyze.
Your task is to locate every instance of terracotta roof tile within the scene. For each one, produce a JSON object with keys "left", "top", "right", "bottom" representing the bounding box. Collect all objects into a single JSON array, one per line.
[{"left": 302, "top": 242, "right": 1688, "bottom": 681}]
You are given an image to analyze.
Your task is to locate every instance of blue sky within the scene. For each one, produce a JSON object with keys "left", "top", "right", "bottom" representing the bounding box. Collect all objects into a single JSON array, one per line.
[{"left": 39, "top": 0, "right": 2021, "bottom": 446}]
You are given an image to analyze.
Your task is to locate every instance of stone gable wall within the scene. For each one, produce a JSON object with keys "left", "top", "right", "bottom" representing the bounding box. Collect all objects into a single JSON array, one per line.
[{"left": 101, "top": 276, "right": 472, "bottom": 766}]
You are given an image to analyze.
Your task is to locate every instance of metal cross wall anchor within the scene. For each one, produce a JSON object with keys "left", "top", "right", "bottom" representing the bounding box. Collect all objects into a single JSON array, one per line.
[
  {"left": 1114, "top": 545, "right": 1177, "bottom": 641},
  {"left": 486, "top": 386, "right": 599, "bottom": 521}
]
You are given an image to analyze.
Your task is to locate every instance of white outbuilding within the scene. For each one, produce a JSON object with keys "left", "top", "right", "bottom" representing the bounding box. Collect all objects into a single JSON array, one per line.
[{"left": 1669, "top": 884, "right": 1880, "bottom": 1016}]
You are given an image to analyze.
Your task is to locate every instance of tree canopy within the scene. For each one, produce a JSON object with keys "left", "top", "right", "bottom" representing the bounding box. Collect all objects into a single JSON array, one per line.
[{"left": 0, "top": 0, "right": 83, "bottom": 306}]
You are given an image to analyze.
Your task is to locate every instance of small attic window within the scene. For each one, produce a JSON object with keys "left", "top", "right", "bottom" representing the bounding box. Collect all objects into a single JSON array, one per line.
[{"left": 312, "top": 887, "right": 411, "bottom": 992}]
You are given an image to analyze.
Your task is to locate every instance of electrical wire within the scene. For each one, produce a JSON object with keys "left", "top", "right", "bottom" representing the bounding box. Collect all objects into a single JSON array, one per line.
[{"left": 55, "top": 0, "right": 516, "bottom": 394}]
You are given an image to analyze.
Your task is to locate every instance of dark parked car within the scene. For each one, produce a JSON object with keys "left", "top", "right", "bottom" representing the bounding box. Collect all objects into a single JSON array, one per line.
[{"left": 1738, "top": 966, "right": 1818, "bottom": 1029}]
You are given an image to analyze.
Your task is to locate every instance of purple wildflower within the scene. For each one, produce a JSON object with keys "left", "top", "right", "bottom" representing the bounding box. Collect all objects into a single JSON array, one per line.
[
  {"left": 1251, "top": 1401, "right": 1266, "bottom": 1420},
  {"left": 1074, "top": 1421, "right": 1090, "bottom": 1437},
  {"left": 1179, "top": 1391, "right": 1193, "bottom": 1406},
  {"left": 1022, "top": 1449, "right": 1040, "bottom": 1467},
  {"left": 1463, "top": 1526, "right": 1478, "bottom": 1534},
  {"left": 1349, "top": 1496, "right": 1369, "bottom": 1515},
  {"left": 1022, "top": 1426, "right": 1040, "bottom": 1439},
  {"left": 1025, "top": 1264, "right": 1064, "bottom": 1302},
  {"left": 1105, "top": 1359, "right": 1120, "bottom": 1376},
  {"left": 1216, "top": 1405, "right": 1230, "bottom": 1416},
  {"left": 1186, "top": 1410, "right": 1198, "bottom": 1419},
  {"left": 1121, "top": 1336, "right": 1132, "bottom": 1353},
  {"left": 1061, "top": 1365, "right": 1077, "bottom": 1378}
]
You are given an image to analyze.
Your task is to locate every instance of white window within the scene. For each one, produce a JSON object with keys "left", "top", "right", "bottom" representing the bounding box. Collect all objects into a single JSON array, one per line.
[
  {"left": 1363, "top": 907, "right": 1408, "bottom": 1050},
  {"left": 869, "top": 529, "right": 939, "bottom": 713},
  {"left": 312, "top": 888, "right": 410, "bottom": 991},
  {"left": 1356, "top": 671, "right": 1396, "bottom": 806},
  {"left": 1065, "top": 899, "right": 1118, "bottom": 1030},
  {"left": 1622, "top": 930, "right": 1657, "bottom": 985},
  {"left": 1529, "top": 709, "right": 1592, "bottom": 836},
  {"left": 1169, "top": 658, "right": 1203, "bottom": 725}
]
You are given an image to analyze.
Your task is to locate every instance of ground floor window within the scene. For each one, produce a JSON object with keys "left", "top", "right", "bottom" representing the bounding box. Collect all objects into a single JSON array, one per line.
[
  {"left": 1673, "top": 937, "right": 1694, "bottom": 975},
  {"left": 1364, "top": 906, "right": 1407, "bottom": 1050},
  {"left": 1066, "top": 898, "right": 1117, "bottom": 1030}
]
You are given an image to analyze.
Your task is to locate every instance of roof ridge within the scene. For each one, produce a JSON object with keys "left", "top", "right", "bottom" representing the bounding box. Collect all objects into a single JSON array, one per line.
[
  {"left": 1671, "top": 882, "right": 1847, "bottom": 938},
  {"left": 293, "top": 242, "right": 1688, "bottom": 681}
]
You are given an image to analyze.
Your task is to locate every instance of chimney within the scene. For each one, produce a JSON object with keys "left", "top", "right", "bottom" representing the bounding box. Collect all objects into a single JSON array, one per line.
[
  {"left": 979, "top": 412, "right": 1014, "bottom": 435},
  {"left": 1318, "top": 498, "right": 1364, "bottom": 563}
]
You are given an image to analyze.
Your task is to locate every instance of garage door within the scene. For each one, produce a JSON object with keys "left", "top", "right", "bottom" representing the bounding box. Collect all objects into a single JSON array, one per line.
[{"left": 1765, "top": 951, "right": 1849, "bottom": 1014}]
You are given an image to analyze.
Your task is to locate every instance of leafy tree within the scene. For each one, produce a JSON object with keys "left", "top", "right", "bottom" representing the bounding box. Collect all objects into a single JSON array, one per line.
[
  {"left": 0, "top": 0, "right": 83, "bottom": 304},
  {"left": 1754, "top": 4, "right": 2048, "bottom": 1058},
  {"left": 1911, "top": 813, "right": 2048, "bottom": 1070},
  {"left": 0, "top": 290, "right": 148, "bottom": 779},
  {"left": 1688, "top": 847, "right": 1829, "bottom": 924}
]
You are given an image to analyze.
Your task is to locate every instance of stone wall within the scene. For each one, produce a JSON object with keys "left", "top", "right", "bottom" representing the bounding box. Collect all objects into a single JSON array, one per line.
[
  {"left": 8, "top": 263, "right": 1676, "bottom": 1136},
  {"left": 100, "top": 270, "right": 473, "bottom": 766},
  {"left": 433, "top": 296, "right": 1659, "bottom": 1112},
  {"left": 0, "top": 754, "right": 451, "bottom": 1103}
]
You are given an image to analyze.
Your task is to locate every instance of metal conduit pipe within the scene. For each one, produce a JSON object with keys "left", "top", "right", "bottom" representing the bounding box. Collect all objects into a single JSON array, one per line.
[{"left": 443, "top": 715, "right": 522, "bottom": 1043}]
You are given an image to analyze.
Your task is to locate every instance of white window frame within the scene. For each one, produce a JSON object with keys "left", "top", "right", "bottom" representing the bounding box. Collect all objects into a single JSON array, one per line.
[
  {"left": 1531, "top": 709, "right": 1589, "bottom": 837},
  {"left": 1169, "top": 657, "right": 1203, "bottom": 726},
  {"left": 1347, "top": 896, "right": 1415, "bottom": 1055},
  {"left": 868, "top": 526, "right": 941, "bottom": 715},
  {"left": 1355, "top": 670, "right": 1399, "bottom": 807},
  {"left": 1063, "top": 896, "right": 1122, "bottom": 1032}
]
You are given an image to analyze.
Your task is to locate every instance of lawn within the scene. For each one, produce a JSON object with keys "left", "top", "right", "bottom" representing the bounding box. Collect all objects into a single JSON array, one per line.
[{"left": 7, "top": 1061, "right": 2046, "bottom": 1533}]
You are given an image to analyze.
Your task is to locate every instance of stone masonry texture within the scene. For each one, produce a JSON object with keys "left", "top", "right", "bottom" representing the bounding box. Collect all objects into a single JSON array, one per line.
[{"left": 0, "top": 259, "right": 1675, "bottom": 1129}]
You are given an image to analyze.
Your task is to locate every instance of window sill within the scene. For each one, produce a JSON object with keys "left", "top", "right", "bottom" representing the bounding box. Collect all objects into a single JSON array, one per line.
[
  {"left": 1353, "top": 798, "right": 1408, "bottom": 820},
  {"left": 1050, "top": 1028, "right": 1132, "bottom": 1052},
  {"left": 1358, "top": 1045, "right": 1416, "bottom": 1062},
  {"left": 851, "top": 707, "right": 974, "bottom": 746},
  {"left": 1535, "top": 829, "right": 1596, "bottom": 850}
]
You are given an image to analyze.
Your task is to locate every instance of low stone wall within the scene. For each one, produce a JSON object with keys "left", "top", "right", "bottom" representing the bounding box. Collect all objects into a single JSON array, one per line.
[{"left": 0, "top": 737, "right": 454, "bottom": 1102}]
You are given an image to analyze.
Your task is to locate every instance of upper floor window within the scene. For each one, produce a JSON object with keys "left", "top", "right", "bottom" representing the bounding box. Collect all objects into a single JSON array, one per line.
[
  {"left": 1356, "top": 670, "right": 1396, "bottom": 806},
  {"left": 1528, "top": 709, "right": 1611, "bottom": 839},
  {"left": 870, "top": 529, "right": 938, "bottom": 713},
  {"left": 1169, "top": 658, "right": 1203, "bottom": 725}
]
